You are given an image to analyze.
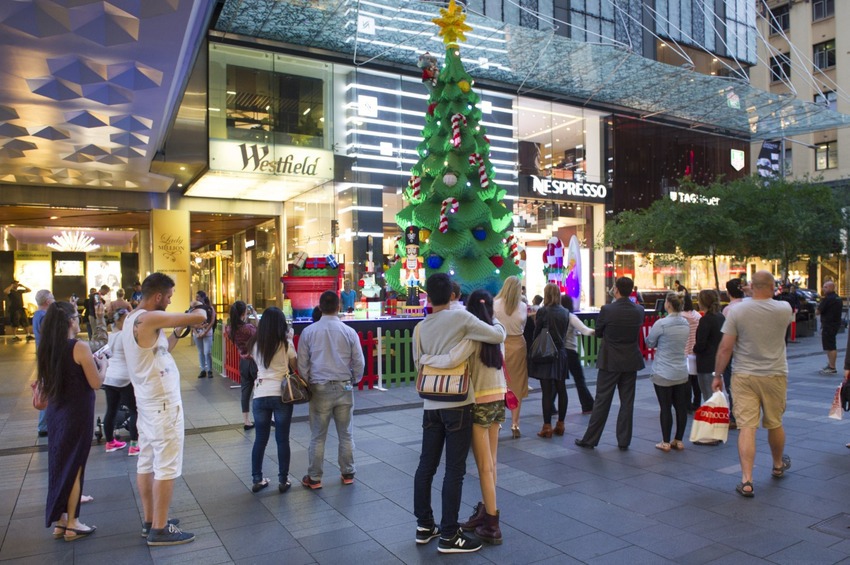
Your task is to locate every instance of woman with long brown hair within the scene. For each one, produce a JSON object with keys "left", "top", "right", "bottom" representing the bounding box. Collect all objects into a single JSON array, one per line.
[
  {"left": 38, "top": 301, "right": 107, "bottom": 541},
  {"left": 531, "top": 283, "right": 571, "bottom": 438},
  {"left": 493, "top": 276, "right": 528, "bottom": 438},
  {"left": 227, "top": 301, "right": 257, "bottom": 429}
]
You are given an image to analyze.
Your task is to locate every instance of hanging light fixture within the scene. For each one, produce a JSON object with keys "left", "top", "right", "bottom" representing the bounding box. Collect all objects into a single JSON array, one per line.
[{"left": 47, "top": 230, "right": 100, "bottom": 252}]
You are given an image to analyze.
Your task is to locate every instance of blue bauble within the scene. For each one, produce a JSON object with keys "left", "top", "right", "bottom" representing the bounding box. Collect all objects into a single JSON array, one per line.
[
  {"left": 472, "top": 227, "right": 486, "bottom": 241},
  {"left": 427, "top": 255, "right": 443, "bottom": 269}
]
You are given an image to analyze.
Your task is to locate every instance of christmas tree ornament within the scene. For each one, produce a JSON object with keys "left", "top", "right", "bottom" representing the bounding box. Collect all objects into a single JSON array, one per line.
[
  {"left": 443, "top": 172, "right": 458, "bottom": 186},
  {"left": 427, "top": 254, "right": 444, "bottom": 269},
  {"left": 490, "top": 255, "right": 504, "bottom": 267},
  {"left": 468, "top": 153, "right": 488, "bottom": 188},
  {"left": 418, "top": 52, "right": 440, "bottom": 91},
  {"left": 472, "top": 227, "right": 486, "bottom": 241},
  {"left": 433, "top": 0, "right": 472, "bottom": 45},
  {"left": 427, "top": 102, "right": 437, "bottom": 116},
  {"left": 439, "top": 197, "right": 459, "bottom": 233},
  {"left": 506, "top": 233, "right": 521, "bottom": 265},
  {"left": 409, "top": 175, "right": 422, "bottom": 200},
  {"left": 458, "top": 80, "right": 470, "bottom": 92},
  {"left": 451, "top": 113, "right": 467, "bottom": 148},
  {"left": 420, "top": 228, "right": 431, "bottom": 241}
]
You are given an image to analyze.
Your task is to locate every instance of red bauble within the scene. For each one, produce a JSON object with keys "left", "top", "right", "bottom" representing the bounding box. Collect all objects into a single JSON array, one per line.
[
  {"left": 490, "top": 255, "right": 504, "bottom": 268},
  {"left": 428, "top": 103, "right": 437, "bottom": 116},
  {"left": 358, "top": 279, "right": 365, "bottom": 287}
]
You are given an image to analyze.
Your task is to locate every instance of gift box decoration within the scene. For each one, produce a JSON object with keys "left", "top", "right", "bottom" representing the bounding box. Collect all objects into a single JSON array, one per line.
[
  {"left": 292, "top": 251, "right": 308, "bottom": 268},
  {"left": 326, "top": 254, "right": 339, "bottom": 269},
  {"left": 304, "top": 257, "right": 328, "bottom": 269}
]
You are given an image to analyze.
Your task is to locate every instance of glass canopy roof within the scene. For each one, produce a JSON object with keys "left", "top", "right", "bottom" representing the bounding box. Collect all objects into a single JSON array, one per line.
[{"left": 216, "top": 0, "right": 850, "bottom": 140}]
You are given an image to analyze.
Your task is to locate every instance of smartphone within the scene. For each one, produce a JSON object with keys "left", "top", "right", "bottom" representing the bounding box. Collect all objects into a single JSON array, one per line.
[{"left": 94, "top": 345, "right": 111, "bottom": 359}]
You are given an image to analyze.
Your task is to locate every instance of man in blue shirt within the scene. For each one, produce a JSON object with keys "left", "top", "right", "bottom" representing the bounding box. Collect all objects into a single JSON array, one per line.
[
  {"left": 32, "top": 289, "right": 54, "bottom": 437},
  {"left": 297, "top": 291, "right": 365, "bottom": 489}
]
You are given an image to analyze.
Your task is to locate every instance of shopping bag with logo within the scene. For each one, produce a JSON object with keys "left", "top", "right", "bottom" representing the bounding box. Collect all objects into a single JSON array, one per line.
[
  {"left": 689, "top": 390, "right": 730, "bottom": 443},
  {"left": 829, "top": 384, "right": 843, "bottom": 420}
]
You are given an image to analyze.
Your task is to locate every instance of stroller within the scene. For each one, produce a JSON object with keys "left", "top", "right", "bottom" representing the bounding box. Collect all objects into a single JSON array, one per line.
[{"left": 94, "top": 404, "right": 133, "bottom": 443}]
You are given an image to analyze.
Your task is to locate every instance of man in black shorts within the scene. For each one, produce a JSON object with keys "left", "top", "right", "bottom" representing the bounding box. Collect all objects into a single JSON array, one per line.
[{"left": 817, "top": 281, "right": 843, "bottom": 375}]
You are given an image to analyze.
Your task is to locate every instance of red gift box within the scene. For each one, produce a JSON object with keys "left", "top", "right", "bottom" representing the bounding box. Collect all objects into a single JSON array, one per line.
[{"left": 304, "top": 257, "right": 328, "bottom": 269}]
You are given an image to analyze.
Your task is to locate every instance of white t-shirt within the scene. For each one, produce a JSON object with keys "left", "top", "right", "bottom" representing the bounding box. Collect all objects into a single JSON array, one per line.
[
  {"left": 122, "top": 309, "right": 182, "bottom": 406},
  {"left": 493, "top": 297, "right": 527, "bottom": 336},
  {"left": 253, "top": 342, "right": 298, "bottom": 399},
  {"left": 722, "top": 298, "right": 793, "bottom": 377},
  {"left": 103, "top": 330, "right": 130, "bottom": 388}
]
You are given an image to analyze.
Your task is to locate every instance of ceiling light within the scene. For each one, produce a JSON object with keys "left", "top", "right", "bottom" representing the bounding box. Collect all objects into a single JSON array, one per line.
[
  {"left": 47, "top": 230, "right": 100, "bottom": 252},
  {"left": 303, "top": 108, "right": 311, "bottom": 115},
  {"left": 49, "top": 216, "right": 59, "bottom": 220}
]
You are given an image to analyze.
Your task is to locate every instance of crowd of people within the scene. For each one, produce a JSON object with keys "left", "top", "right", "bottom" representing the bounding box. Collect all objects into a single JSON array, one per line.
[{"left": 28, "top": 267, "right": 833, "bottom": 553}]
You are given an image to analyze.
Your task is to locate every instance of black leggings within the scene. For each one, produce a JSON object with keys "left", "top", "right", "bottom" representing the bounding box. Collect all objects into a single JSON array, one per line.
[
  {"left": 240, "top": 358, "right": 258, "bottom": 413},
  {"left": 653, "top": 382, "right": 690, "bottom": 442},
  {"left": 103, "top": 383, "right": 138, "bottom": 442},
  {"left": 540, "top": 379, "right": 567, "bottom": 424}
]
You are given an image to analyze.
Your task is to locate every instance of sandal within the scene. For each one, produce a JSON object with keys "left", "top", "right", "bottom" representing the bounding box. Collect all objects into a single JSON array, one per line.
[
  {"left": 64, "top": 525, "right": 96, "bottom": 541},
  {"left": 252, "top": 478, "right": 270, "bottom": 492},
  {"left": 52, "top": 525, "right": 66, "bottom": 540},
  {"left": 735, "top": 481, "right": 754, "bottom": 498},
  {"left": 80, "top": 495, "right": 93, "bottom": 504},
  {"left": 771, "top": 454, "right": 791, "bottom": 478},
  {"left": 655, "top": 442, "right": 671, "bottom": 452},
  {"left": 670, "top": 440, "right": 685, "bottom": 451}
]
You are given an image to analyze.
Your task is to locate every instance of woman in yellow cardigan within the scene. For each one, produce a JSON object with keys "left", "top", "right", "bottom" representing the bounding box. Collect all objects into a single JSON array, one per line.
[{"left": 419, "top": 289, "right": 507, "bottom": 545}]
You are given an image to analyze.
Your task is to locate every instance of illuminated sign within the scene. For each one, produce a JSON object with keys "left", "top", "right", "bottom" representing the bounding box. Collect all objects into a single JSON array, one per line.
[
  {"left": 209, "top": 139, "right": 334, "bottom": 180},
  {"left": 730, "top": 149, "right": 745, "bottom": 171},
  {"left": 669, "top": 191, "right": 719, "bottom": 206},
  {"left": 526, "top": 175, "right": 608, "bottom": 202}
]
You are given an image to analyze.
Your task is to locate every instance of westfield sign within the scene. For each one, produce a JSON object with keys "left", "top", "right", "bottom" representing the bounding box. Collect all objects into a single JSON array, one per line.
[{"left": 209, "top": 139, "right": 334, "bottom": 180}]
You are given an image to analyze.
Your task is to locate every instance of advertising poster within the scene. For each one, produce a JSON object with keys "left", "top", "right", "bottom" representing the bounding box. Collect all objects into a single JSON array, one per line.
[
  {"left": 151, "top": 209, "right": 191, "bottom": 310},
  {"left": 13, "top": 251, "right": 51, "bottom": 312},
  {"left": 86, "top": 252, "right": 122, "bottom": 301}
]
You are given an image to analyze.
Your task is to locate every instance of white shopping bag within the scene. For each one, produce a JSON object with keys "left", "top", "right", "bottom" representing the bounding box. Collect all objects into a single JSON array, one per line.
[
  {"left": 829, "top": 385, "right": 843, "bottom": 420},
  {"left": 689, "top": 391, "right": 730, "bottom": 444}
]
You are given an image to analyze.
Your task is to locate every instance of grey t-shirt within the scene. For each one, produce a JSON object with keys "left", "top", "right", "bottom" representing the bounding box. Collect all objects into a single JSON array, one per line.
[{"left": 722, "top": 298, "right": 793, "bottom": 377}]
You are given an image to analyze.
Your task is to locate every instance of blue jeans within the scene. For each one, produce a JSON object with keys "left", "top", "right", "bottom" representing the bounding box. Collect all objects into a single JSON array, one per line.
[
  {"left": 413, "top": 405, "right": 473, "bottom": 537},
  {"left": 37, "top": 409, "right": 47, "bottom": 433},
  {"left": 196, "top": 333, "right": 213, "bottom": 372},
  {"left": 252, "top": 396, "right": 294, "bottom": 484},
  {"left": 307, "top": 381, "right": 355, "bottom": 480}
]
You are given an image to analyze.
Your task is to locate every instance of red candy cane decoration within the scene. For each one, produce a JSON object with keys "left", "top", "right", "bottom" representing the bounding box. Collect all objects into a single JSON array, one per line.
[
  {"left": 451, "top": 114, "right": 467, "bottom": 148},
  {"left": 506, "top": 233, "right": 520, "bottom": 265},
  {"left": 409, "top": 175, "right": 421, "bottom": 200},
  {"left": 439, "top": 197, "right": 459, "bottom": 233},
  {"left": 469, "top": 154, "right": 488, "bottom": 188}
]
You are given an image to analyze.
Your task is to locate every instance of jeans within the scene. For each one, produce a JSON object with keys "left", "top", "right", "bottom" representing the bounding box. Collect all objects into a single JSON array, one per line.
[
  {"left": 103, "top": 383, "right": 138, "bottom": 442},
  {"left": 566, "top": 348, "right": 595, "bottom": 412},
  {"left": 196, "top": 332, "right": 213, "bottom": 372},
  {"left": 413, "top": 405, "right": 473, "bottom": 537},
  {"left": 37, "top": 409, "right": 47, "bottom": 433},
  {"left": 307, "top": 381, "right": 355, "bottom": 479},
  {"left": 252, "top": 396, "right": 294, "bottom": 484},
  {"left": 240, "top": 358, "right": 258, "bottom": 413},
  {"left": 653, "top": 382, "right": 690, "bottom": 442}
]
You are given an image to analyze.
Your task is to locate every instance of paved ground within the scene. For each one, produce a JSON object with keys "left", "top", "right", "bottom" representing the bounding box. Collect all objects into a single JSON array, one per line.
[{"left": 1, "top": 330, "right": 850, "bottom": 564}]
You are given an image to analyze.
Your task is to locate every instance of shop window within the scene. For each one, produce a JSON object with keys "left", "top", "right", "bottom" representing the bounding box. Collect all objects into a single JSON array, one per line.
[
  {"left": 815, "top": 90, "right": 837, "bottom": 111},
  {"left": 815, "top": 141, "right": 838, "bottom": 170},
  {"left": 770, "top": 53, "right": 790, "bottom": 83},
  {"left": 813, "top": 41, "right": 836, "bottom": 71},
  {"left": 813, "top": 0, "right": 834, "bottom": 22},
  {"left": 768, "top": 4, "right": 790, "bottom": 35}
]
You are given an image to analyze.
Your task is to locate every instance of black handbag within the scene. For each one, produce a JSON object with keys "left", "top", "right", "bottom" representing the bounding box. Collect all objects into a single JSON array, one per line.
[
  {"left": 841, "top": 379, "right": 850, "bottom": 412},
  {"left": 529, "top": 327, "right": 558, "bottom": 364}
]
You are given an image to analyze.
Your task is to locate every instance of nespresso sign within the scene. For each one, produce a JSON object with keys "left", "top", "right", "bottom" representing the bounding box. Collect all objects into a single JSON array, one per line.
[
  {"left": 523, "top": 175, "right": 608, "bottom": 202},
  {"left": 209, "top": 139, "right": 334, "bottom": 179}
]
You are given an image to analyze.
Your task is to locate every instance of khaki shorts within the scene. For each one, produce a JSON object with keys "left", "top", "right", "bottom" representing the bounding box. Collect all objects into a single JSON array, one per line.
[
  {"left": 136, "top": 402, "right": 184, "bottom": 481},
  {"left": 730, "top": 373, "right": 787, "bottom": 429},
  {"left": 472, "top": 400, "right": 506, "bottom": 428}
]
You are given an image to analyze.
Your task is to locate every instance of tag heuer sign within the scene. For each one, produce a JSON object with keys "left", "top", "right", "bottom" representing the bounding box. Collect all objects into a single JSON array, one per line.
[
  {"left": 209, "top": 139, "right": 334, "bottom": 180},
  {"left": 730, "top": 149, "right": 745, "bottom": 171},
  {"left": 524, "top": 175, "right": 608, "bottom": 202}
]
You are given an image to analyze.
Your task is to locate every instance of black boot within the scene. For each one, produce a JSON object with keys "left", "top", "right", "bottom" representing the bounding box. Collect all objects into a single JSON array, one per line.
[
  {"left": 459, "top": 502, "right": 485, "bottom": 531},
  {"left": 474, "top": 510, "right": 502, "bottom": 545},
  {"left": 198, "top": 370, "right": 207, "bottom": 379}
]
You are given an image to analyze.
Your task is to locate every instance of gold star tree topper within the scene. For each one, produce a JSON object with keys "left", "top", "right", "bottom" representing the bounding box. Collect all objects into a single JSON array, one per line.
[{"left": 433, "top": 0, "right": 472, "bottom": 46}]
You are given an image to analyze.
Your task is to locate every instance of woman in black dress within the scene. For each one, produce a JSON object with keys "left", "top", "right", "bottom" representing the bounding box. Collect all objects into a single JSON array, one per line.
[
  {"left": 531, "top": 284, "right": 571, "bottom": 438},
  {"left": 37, "top": 302, "right": 107, "bottom": 541}
]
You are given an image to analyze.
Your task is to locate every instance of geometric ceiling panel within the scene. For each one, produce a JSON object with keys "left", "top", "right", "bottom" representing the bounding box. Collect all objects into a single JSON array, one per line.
[
  {"left": 111, "top": 145, "right": 145, "bottom": 158},
  {"left": 22, "top": 167, "right": 53, "bottom": 176},
  {"left": 1, "top": 0, "right": 72, "bottom": 38},
  {"left": 0, "top": 147, "right": 26, "bottom": 159},
  {"left": 65, "top": 110, "right": 108, "bottom": 128},
  {"left": 110, "top": 131, "right": 147, "bottom": 146},
  {"left": 109, "top": 114, "right": 152, "bottom": 132},
  {"left": 97, "top": 153, "right": 128, "bottom": 165},
  {"left": 81, "top": 82, "right": 132, "bottom": 105},
  {"left": 32, "top": 126, "right": 71, "bottom": 140},
  {"left": 0, "top": 123, "right": 30, "bottom": 138},
  {"left": 110, "top": 0, "right": 179, "bottom": 19},
  {"left": 0, "top": 106, "right": 20, "bottom": 121},
  {"left": 4, "top": 140, "right": 38, "bottom": 152},
  {"left": 76, "top": 144, "right": 108, "bottom": 156},
  {"left": 70, "top": 2, "right": 139, "bottom": 46},
  {"left": 47, "top": 55, "right": 106, "bottom": 85},
  {"left": 27, "top": 77, "right": 81, "bottom": 101},
  {"left": 107, "top": 62, "right": 163, "bottom": 90},
  {"left": 63, "top": 151, "right": 95, "bottom": 162}
]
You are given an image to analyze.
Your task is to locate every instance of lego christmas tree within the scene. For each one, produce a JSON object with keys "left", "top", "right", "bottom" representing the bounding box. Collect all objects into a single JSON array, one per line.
[{"left": 386, "top": 0, "right": 522, "bottom": 297}]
